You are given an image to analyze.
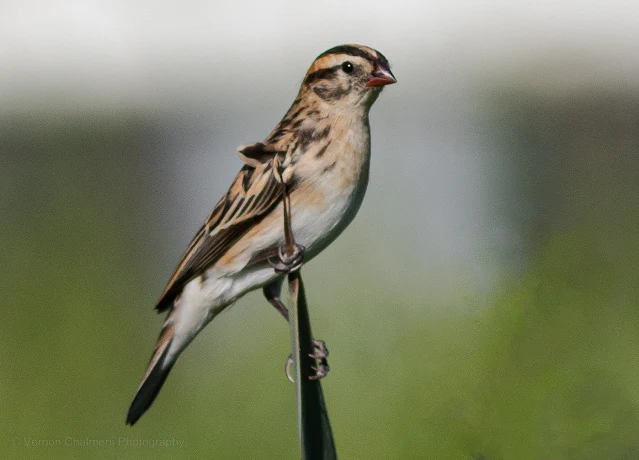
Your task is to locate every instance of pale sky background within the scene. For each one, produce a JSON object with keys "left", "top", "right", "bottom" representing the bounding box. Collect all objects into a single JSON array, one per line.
[{"left": 1, "top": 0, "right": 638, "bottom": 109}]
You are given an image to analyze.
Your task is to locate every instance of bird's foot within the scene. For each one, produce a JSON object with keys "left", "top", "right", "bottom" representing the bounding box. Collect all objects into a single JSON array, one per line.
[
  {"left": 285, "top": 339, "right": 329, "bottom": 382},
  {"left": 268, "top": 243, "right": 305, "bottom": 273},
  {"left": 309, "top": 339, "right": 330, "bottom": 380},
  {"left": 311, "top": 339, "right": 329, "bottom": 359}
]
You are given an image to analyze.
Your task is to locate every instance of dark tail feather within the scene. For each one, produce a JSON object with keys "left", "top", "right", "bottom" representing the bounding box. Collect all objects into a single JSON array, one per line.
[{"left": 126, "top": 325, "right": 175, "bottom": 425}]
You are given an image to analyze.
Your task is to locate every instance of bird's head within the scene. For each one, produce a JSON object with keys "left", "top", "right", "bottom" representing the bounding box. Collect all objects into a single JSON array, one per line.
[{"left": 302, "top": 44, "right": 396, "bottom": 111}]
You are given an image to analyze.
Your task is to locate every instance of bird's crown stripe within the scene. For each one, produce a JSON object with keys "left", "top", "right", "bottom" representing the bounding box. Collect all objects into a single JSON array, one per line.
[{"left": 318, "top": 45, "right": 377, "bottom": 63}]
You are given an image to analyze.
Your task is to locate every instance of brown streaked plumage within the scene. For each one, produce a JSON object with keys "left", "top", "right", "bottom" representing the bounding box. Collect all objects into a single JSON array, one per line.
[
  {"left": 127, "top": 44, "right": 396, "bottom": 426},
  {"left": 155, "top": 156, "right": 283, "bottom": 312}
]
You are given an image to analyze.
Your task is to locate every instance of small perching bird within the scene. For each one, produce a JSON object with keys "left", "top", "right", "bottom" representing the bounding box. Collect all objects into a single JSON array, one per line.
[{"left": 126, "top": 44, "right": 396, "bottom": 425}]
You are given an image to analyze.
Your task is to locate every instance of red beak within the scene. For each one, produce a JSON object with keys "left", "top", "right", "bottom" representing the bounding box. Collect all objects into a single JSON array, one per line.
[{"left": 366, "top": 64, "right": 397, "bottom": 87}]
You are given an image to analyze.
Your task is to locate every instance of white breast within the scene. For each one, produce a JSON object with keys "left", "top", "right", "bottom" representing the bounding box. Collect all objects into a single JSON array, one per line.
[{"left": 289, "top": 126, "right": 371, "bottom": 259}]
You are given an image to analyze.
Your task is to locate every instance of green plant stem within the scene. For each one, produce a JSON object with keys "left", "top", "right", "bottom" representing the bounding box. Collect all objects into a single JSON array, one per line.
[
  {"left": 288, "top": 272, "right": 336, "bottom": 459},
  {"left": 280, "top": 182, "right": 337, "bottom": 459}
]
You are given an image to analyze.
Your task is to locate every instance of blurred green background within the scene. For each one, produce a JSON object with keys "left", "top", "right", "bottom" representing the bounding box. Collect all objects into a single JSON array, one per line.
[{"left": 2, "top": 1, "right": 638, "bottom": 459}]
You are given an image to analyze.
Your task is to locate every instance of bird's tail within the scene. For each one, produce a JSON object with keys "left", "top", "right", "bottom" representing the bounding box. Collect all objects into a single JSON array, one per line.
[{"left": 126, "top": 321, "right": 176, "bottom": 425}]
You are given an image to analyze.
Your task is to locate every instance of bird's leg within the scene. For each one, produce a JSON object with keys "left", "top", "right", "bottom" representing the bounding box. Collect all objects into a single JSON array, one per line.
[
  {"left": 263, "top": 279, "right": 329, "bottom": 382},
  {"left": 268, "top": 243, "right": 306, "bottom": 274},
  {"left": 263, "top": 279, "right": 289, "bottom": 321},
  {"left": 268, "top": 171, "right": 305, "bottom": 274}
]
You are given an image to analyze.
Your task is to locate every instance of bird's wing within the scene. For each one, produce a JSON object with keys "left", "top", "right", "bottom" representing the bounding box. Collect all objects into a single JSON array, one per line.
[{"left": 155, "top": 147, "right": 285, "bottom": 312}]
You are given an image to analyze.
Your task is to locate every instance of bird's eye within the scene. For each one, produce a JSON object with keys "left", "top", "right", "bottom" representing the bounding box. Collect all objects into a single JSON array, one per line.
[{"left": 341, "top": 61, "right": 354, "bottom": 74}]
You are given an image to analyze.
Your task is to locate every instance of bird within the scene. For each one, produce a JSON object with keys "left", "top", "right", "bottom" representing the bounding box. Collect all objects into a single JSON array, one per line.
[{"left": 126, "top": 44, "right": 396, "bottom": 425}]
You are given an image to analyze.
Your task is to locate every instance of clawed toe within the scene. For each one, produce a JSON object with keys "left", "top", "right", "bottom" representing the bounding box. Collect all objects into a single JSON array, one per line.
[
  {"left": 309, "top": 363, "right": 329, "bottom": 381},
  {"left": 268, "top": 243, "right": 306, "bottom": 273},
  {"left": 285, "top": 355, "right": 295, "bottom": 383},
  {"left": 309, "top": 339, "right": 329, "bottom": 380},
  {"left": 311, "top": 339, "right": 329, "bottom": 359}
]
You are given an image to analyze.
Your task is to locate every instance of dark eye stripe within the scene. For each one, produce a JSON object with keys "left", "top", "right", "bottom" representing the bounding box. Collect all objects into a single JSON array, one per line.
[{"left": 304, "top": 64, "right": 341, "bottom": 85}]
